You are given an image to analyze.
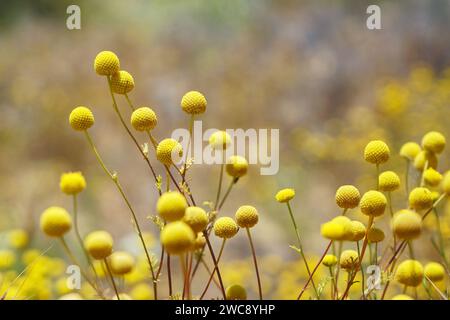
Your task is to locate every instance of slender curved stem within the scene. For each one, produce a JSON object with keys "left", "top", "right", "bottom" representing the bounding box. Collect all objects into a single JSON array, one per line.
[
  {"left": 218, "top": 178, "right": 237, "bottom": 210},
  {"left": 104, "top": 258, "right": 120, "bottom": 300},
  {"left": 200, "top": 239, "right": 226, "bottom": 299},
  {"left": 214, "top": 163, "right": 225, "bottom": 211},
  {"left": 167, "top": 255, "right": 173, "bottom": 296},
  {"left": 246, "top": 228, "right": 262, "bottom": 300}
]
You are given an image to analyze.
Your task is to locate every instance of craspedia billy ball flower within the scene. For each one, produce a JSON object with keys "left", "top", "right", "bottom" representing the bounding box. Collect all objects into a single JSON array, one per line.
[
  {"left": 192, "top": 233, "right": 206, "bottom": 251},
  {"left": 378, "top": 171, "right": 400, "bottom": 192},
  {"left": 422, "top": 131, "right": 446, "bottom": 154},
  {"left": 160, "top": 221, "right": 195, "bottom": 255},
  {"left": 156, "top": 191, "right": 188, "bottom": 222},
  {"left": 335, "top": 185, "right": 360, "bottom": 209},
  {"left": 69, "top": 106, "right": 94, "bottom": 131},
  {"left": 339, "top": 250, "right": 359, "bottom": 270},
  {"left": 60, "top": 172, "right": 86, "bottom": 195},
  {"left": 182, "top": 206, "right": 208, "bottom": 233},
  {"left": 395, "top": 259, "right": 424, "bottom": 287},
  {"left": 400, "top": 142, "right": 421, "bottom": 161},
  {"left": 94, "top": 51, "right": 120, "bottom": 76},
  {"left": 322, "top": 254, "right": 338, "bottom": 267},
  {"left": 442, "top": 171, "right": 450, "bottom": 195},
  {"left": 109, "top": 251, "right": 135, "bottom": 275},
  {"left": 367, "top": 227, "right": 385, "bottom": 243},
  {"left": 408, "top": 187, "right": 433, "bottom": 210},
  {"left": 364, "top": 140, "right": 390, "bottom": 165},
  {"left": 0, "top": 250, "right": 16, "bottom": 269},
  {"left": 181, "top": 91, "right": 207, "bottom": 115},
  {"left": 84, "top": 231, "right": 113, "bottom": 259},
  {"left": 346, "top": 220, "right": 366, "bottom": 242},
  {"left": 423, "top": 168, "right": 443, "bottom": 187},
  {"left": 209, "top": 130, "right": 231, "bottom": 150},
  {"left": 391, "top": 210, "right": 422, "bottom": 240},
  {"left": 360, "top": 190, "right": 387, "bottom": 217},
  {"left": 213, "top": 217, "right": 239, "bottom": 239},
  {"left": 275, "top": 188, "right": 295, "bottom": 203},
  {"left": 226, "top": 284, "right": 247, "bottom": 300},
  {"left": 40, "top": 207, "right": 72, "bottom": 237},
  {"left": 110, "top": 70, "right": 135, "bottom": 94},
  {"left": 424, "top": 262, "right": 445, "bottom": 282},
  {"left": 226, "top": 155, "right": 248, "bottom": 178},
  {"left": 414, "top": 151, "right": 438, "bottom": 171},
  {"left": 156, "top": 138, "right": 183, "bottom": 165},
  {"left": 235, "top": 205, "right": 259, "bottom": 228},
  {"left": 8, "top": 229, "right": 29, "bottom": 249},
  {"left": 130, "top": 107, "right": 157, "bottom": 131},
  {"left": 320, "top": 216, "right": 351, "bottom": 241}
]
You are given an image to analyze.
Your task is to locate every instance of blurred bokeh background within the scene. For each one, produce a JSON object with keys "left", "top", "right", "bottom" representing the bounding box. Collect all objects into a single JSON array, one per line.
[{"left": 1, "top": 0, "right": 450, "bottom": 299}]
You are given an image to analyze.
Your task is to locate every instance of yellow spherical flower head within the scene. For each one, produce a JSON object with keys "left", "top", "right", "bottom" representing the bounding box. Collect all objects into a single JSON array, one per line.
[
  {"left": 156, "top": 138, "right": 183, "bottom": 165},
  {"left": 214, "top": 217, "right": 239, "bottom": 239},
  {"left": 414, "top": 150, "right": 438, "bottom": 171},
  {"left": 84, "top": 231, "right": 113, "bottom": 260},
  {"left": 157, "top": 191, "right": 188, "bottom": 222},
  {"left": 183, "top": 206, "right": 208, "bottom": 233},
  {"left": 226, "top": 284, "right": 247, "bottom": 300},
  {"left": 226, "top": 155, "right": 248, "bottom": 178},
  {"left": 392, "top": 209, "right": 422, "bottom": 240},
  {"left": 335, "top": 185, "right": 360, "bottom": 209},
  {"left": 130, "top": 107, "right": 157, "bottom": 131},
  {"left": 367, "top": 227, "right": 385, "bottom": 243},
  {"left": 40, "top": 206, "right": 72, "bottom": 237},
  {"left": 395, "top": 259, "right": 423, "bottom": 287},
  {"left": 130, "top": 283, "right": 154, "bottom": 300},
  {"left": 423, "top": 168, "right": 443, "bottom": 187},
  {"left": 339, "top": 250, "right": 359, "bottom": 270},
  {"left": 322, "top": 254, "right": 338, "bottom": 267},
  {"left": 209, "top": 130, "right": 232, "bottom": 150},
  {"left": 94, "top": 51, "right": 120, "bottom": 76},
  {"left": 378, "top": 171, "right": 400, "bottom": 192},
  {"left": 69, "top": 106, "right": 94, "bottom": 131},
  {"left": 235, "top": 205, "right": 259, "bottom": 228},
  {"left": 275, "top": 188, "right": 295, "bottom": 203},
  {"left": 346, "top": 220, "right": 366, "bottom": 242},
  {"left": 422, "top": 131, "right": 446, "bottom": 154},
  {"left": 400, "top": 142, "right": 421, "bottom": 161},
  {"left": 181, "top": 91, "right": 207, "bottom": 115},
  {"left": 424, "top": 262, "right": 445, "bottom": 282},
  {"left": 160, "top": 221, "right": 195, "bottom": 255},
  {"left": 110, "top": 70, "right": 134, "bottom": 94},
  {"left": 320, "top": 216, "right": 351, "bottom": 241},
  {"left": 360, "top": 190, "right": 387, "bottom": 217},
  {"left": 109, "top": 251, "right": 135, "bottom": 275},
  {"left": 0, "top": 250, "right": 16, "bottom": 269},
  {"left": 8, "top": 229, "right": 29, "bottom": 249},
  {"left": 192, "top": 233, "right": 206, "bottom": 251},
  {"left": 442, "top": 171, "right": 450, "bottom": 195},
  {"left": 364, "top": 140, "right": 390, "bottom": 164},
  {"left": 392, "top": 294, "right": 413, "bottom": 300},
  {"left": 60, "top": 172, "right": 86, "bottom": 195},
  {"left": 409, "top": 187, "right": 433, "bottom": 210}
]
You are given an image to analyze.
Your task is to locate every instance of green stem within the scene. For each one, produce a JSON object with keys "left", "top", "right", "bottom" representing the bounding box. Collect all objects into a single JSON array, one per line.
[
  {"left": 357, "top": 241, "right": 365, "bottom": 299},
  {"left": 104, "top": 258, "right": 120, "bottom": 300},
  {"left": 214, "top": 163, "right": 225, "bottom": 211},
  {"left": 218, "top": 178, "right": 237, "bottom": 210},
  {"left": 246, "top": 228, "right": 263, "bottom": 300}
]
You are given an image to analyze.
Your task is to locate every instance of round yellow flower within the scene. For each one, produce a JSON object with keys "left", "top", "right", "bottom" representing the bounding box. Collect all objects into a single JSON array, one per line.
[
  {"left": 235, "top": 205, "right": 259, "bottom": 228},
  {"left": 109, "top": 251, "right": 135, "bottom": 275},
  {"left": 40, "top": 206, "right": 72, "bottom": 237},
  {"left": 157, "top": 191, "right": 188, "bottom": 222},
  {"left": 94, "top": 51, "right": 120, "bottom": 76},
  {"left": 60, "top": 172, "right": 86, "bottom": 195},
  {"left": 360, "top": 190, "right": 387, "bottom": 217},
  {"left": 183, "top": 206, "right": 208, "bottom": 233},
  {"left": 443, "top": 171, "right": 450, "bottom": 195},
  {"left": 378, "top": 171, "right": 400, "bottom": 192},
  {"left": 339, "top": 250, "right": 359, "bottom": 270},
  {"left": 156, "top": 138, "right": 183, "bottom": 165},
  {"left": 8, "top": 229, "right": 29, "bottom": 249},
  {"left": 130, "top": 107, "right": 157, "bottom": 131},
  {"left": 422, "top": 131, "right": 446, "bottom": 154},
  {"left": 226, "top": 284, "right": 247, "bottom": 300},
  {"left": 392, "top": 294, "right": 413, "bottom": 300},
  {"left": 130, "top": 283, "right": 154, "bottom": 300},
  {"left": 181, "top": 91, "right": 207, "bottom": 115},
  {"left": 395, "top": 259, "right": 423, "bottom": 287},
  {"left": 346, "top": 220, "right": 366, "bottom": 242},
  {"left": 392, "top": 210, "right": 422, "bottom": 240},
  {"left": 213, "top": 217, "right": 239, "bottom": 239},
  {"left": 0, "top": 250, "right": 16, "bottom": 269},
  {"left": 409, "top": 187, "right": 433, "bottom": 210},
  {"left": 209, "top": 130, "right": 231, "bottom": 150},
  {"left": 364, "top": 140, "right": 390, "bottom": 164},
  {"left": 400, "top": 142, "right": 421, "bottom": 161},
  {"left": 423, "top": 168, "right": 443, "bottom": 187},
  {"left": 69, "top": 106, "right": 94, "bottom": 131},
  {"left": 320, "top": 216, "right": 351, "bottom": 241},
  {"left": 160, "top": 221, "right": 195, "bottom": 255},
  {"left": 414, "top": 151, "right": 438, "bottom": 171},
  {"left": 424, "top": 262, "right": 445, "bottom": 282},
  {"left": 192, "top": 233, "right": 206, "bottom": 250},
  {"left": 335, "top": 185, "right": 360, "bottom": 209},
  {"left": 84, "top": 231, "right": 114, "bottom": 260},
  {"left": 110, "top": 70, "right": 135, "bottom": 94},
  {"left": 226, "top": 155, "right": 248, "bottom": 178},
  {"left": 322, "top": 254, "right": 338, "bottom": 267},
  {"left": 275, "top": 188, "right": 295, "bottom": 203},
  {"left": 367, "top": 227, "right": 385, "bottom": 243}
]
